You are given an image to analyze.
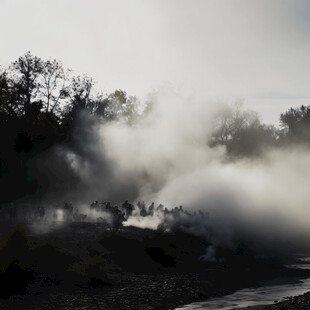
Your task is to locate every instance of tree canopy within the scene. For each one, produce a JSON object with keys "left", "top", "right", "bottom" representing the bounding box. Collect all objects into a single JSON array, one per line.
[{"left": 0, "top": 52, "right": 309, "bottom": 206}]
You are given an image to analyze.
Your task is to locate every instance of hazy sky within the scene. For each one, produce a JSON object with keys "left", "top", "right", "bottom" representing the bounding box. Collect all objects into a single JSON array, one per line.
[{"left": 1, "top": 0, "right": 310, "bottom": 124}]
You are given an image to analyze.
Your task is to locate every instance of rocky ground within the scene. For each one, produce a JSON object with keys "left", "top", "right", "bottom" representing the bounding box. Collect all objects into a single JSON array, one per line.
[
  {"left": 2, "top": 272, "right": 310, "bottom": 310},
  {"left": 0, "top": 222, "right": 309, "bottom": 310}
]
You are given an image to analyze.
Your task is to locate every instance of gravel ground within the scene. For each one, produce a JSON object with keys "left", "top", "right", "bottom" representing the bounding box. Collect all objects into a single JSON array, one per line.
[
  {"left": 1, "top": 271, "right": 310, "bottom": 310},
  {"left": 1, "top": 223, "right": 310, "bottom": 310},
  {"left": 0, "top": 273, "right": 206, "bottom": 310}
]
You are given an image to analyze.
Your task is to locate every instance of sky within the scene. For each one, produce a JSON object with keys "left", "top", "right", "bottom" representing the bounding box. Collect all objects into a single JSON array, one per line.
[{"left": 1, "top": 0, "right": 310, "bottom": 124}]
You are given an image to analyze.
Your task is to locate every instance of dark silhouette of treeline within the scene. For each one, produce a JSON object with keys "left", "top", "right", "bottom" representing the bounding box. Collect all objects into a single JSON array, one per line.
[
  {"left": 210, "top": 102, "right": 310, "bottom": 157},
  {"left": 0, "top": 52, "right": 309, "bottom": 206},
  {"left": 0, "top": 52, "right": 140, "bottom": 205}
]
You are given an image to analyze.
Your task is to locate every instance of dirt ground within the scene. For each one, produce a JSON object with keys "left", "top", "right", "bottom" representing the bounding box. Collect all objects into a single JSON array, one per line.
[{"left": 0, "top": 222, "right": 309, "bottom": 310}]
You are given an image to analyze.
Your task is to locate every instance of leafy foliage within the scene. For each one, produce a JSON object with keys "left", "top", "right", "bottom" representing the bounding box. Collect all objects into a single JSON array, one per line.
[
  {"left": 280, "top": 105, "right": 310, "bottom": 143},
  {"left": 0, "top": 52, "right": 309, "bottom": 205},
  {"left": 0, "top": 52, "right": 141, "bottom": 205},
  {"left": 210, "top": 102, "right": 279, "bottom": 157}
]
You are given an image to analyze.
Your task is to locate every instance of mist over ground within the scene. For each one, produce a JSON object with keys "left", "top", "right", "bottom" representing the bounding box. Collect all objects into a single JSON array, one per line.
[
  {"left": 1, "top": 53, "right": 310, "bottom": 255},
  {"left": 1, "top": 3, "right": 310, "bottom": 308},
  {"left": 29, "top": 88, "right": 310, "bottom": 252}
]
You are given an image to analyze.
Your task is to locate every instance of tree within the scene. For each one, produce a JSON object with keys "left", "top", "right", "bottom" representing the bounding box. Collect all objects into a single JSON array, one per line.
[
  {"left": 10, "top": 52, "right": 42, "bottom": 117},
  {"left": 0, "top": 52, "right": 147, "bottom": 206},
  {"left": 210, "top": 102, "right": 278, "bottom": 157},
  {"left": 65, "top": 87, "right": 143, "bottom": 124},
  {"left": 100, "top": 89, "right": 142, "bottom": 124},
  {"left": 280, "top": 105, "right": 310, "bottom": 143},
  {"left": 40, "top": 59, "right": 69, "bottom": 115},
  {"left": 70, "top": 75, "right": 94, "bottom": 111},
  {"left": 0, "top": 71, "right": 15, "bottom": 118},
  {"left": 210, "top": 102, "right": 260, "bottom": 146},
  {"left": 61, "top": 75, "right": 104, "bottom": 130},
  {"left": 5, "top": 52, "right": 71, "bottom": 120}
]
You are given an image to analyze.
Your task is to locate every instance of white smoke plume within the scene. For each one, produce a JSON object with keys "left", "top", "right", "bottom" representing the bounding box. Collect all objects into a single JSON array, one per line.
[
  {"left": 26, "top": 88, "right": 310, "bottom": 252},
  {"left": 95, "top": 89, "right": 310, "bottom": 250}
]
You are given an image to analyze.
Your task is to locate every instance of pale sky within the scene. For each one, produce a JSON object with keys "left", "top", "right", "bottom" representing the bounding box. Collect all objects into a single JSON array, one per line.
[{"left": 1, "top": 0, "right": 310, "bottom": 124}]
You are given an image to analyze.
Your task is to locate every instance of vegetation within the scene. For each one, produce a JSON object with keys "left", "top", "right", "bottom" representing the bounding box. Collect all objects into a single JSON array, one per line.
[
  {"left": 0, "top": 52, "right": 141, "bottom": 205},
  {"left": 0, "top": 52, "right": 309, "bottom": 206}
]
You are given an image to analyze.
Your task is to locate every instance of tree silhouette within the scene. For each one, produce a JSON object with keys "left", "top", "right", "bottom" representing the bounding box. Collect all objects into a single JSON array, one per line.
[
  {"left": 101, "top": 89, "right": 141, "bottom": 124},
  {"left": 0, "top": 52, "right": 146, "bottom": 206},
  {"left": 40, "top": 58, "right": 69, "bottom": 115},
  {"left": 280, "top": 105, "right": 310, "bottom": 143},
  {"left": 10, "top": 52, "right": 42, "bottom": 117},
  {"left": 2, "top": 51, "right": 310, "bottom": 208},
  {"left": 210, "top": 102, "right": 278, "bottom": 157}
]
